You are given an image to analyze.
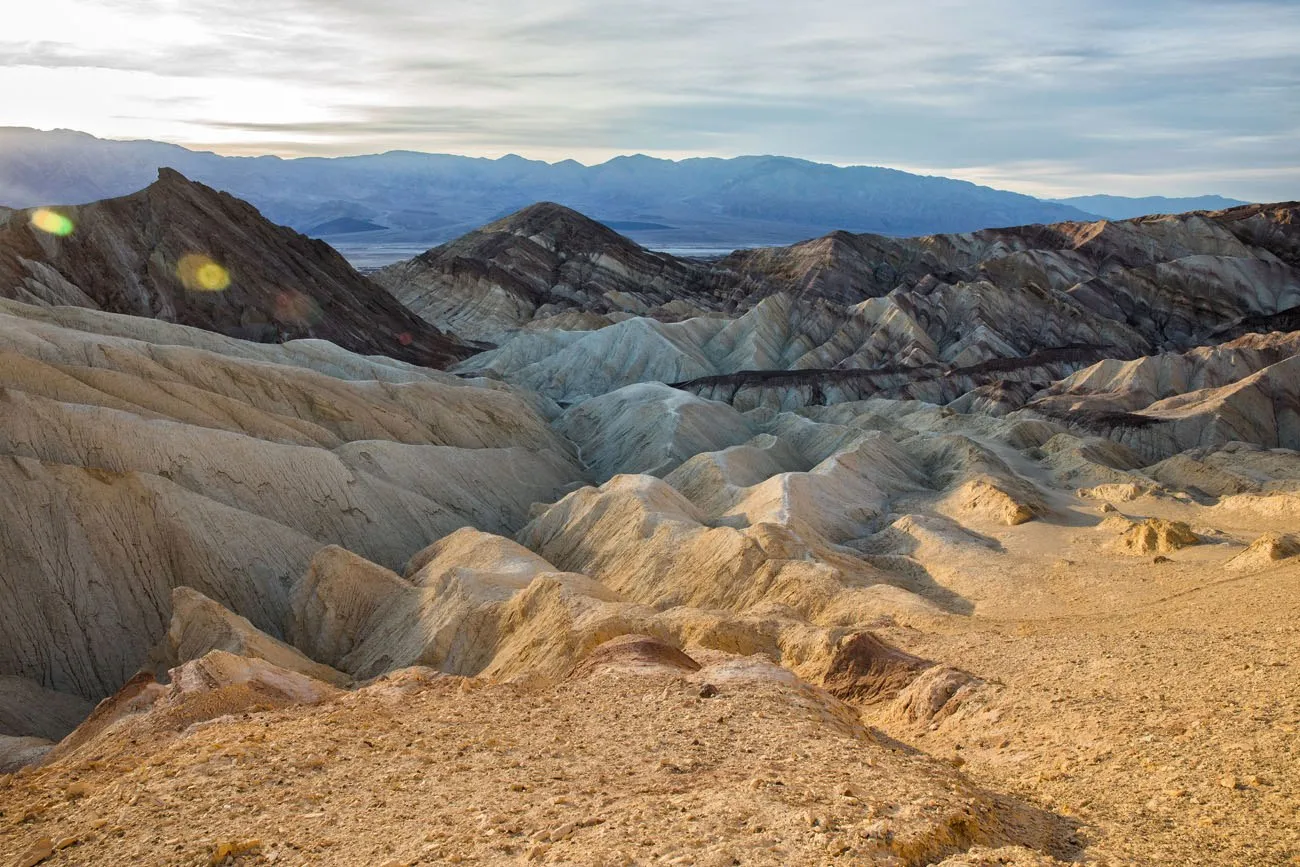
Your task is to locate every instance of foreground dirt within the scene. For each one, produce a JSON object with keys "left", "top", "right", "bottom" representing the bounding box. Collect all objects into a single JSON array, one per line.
[{"left": 0, "top": 659, "right": 1078, "bottom": 867}]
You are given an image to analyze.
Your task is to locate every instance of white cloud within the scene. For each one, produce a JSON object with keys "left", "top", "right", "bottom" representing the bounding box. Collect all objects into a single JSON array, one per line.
[{"left": 0, "top": 0, "right": 1296, "bottom": 199}]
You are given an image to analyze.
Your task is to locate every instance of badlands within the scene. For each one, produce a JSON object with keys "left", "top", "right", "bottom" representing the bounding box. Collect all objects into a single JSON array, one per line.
[{"left": 0, "top": 172, "right": 1297, "bottom": 865}]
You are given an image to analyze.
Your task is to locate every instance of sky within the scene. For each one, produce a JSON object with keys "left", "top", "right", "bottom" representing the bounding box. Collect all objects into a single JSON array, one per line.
[{"left": 2, "top": 0, "right": 1297, "bottom": 200}]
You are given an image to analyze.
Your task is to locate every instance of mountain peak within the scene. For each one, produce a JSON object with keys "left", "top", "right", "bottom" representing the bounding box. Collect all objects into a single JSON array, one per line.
[
  {"left": 155, "top": 166, "right": 189, "bottom": 184},
  {"left": 0, "top": 178, "right": 474, "bottom": 366},
  {"left": 484, "top": 201, "right": 635, "bottom": 249}
]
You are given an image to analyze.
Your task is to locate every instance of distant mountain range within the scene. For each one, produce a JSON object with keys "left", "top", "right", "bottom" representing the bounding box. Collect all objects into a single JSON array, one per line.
[
  {"left": 0, "top": 128, "right": 1254, "bottom": 260},
  {"left": 1051, "top": 194, "right": 1247, "bottom": 220},
  {"left": 0, "top": 127, "right": 1082, "bottom": 250}
]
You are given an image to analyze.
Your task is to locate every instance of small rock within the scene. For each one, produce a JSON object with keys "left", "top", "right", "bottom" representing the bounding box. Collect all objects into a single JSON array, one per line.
[
  {"left": 210, "top": 839, "right": 262, "bottom": 865},
  {"left": 860, "top": 820, "right": 892, "bottom": 841},
  {"left": 1153, "top": 556, "right": 1171, "bottom": 564},
  {"left": 526, "top": 844, "right": 551, "bottom": 861},
  {"left": 699, "top": 683, "right": 719, "bottom": 699},
  {"left": 54, "top": 837, "right": 79, "bottom": 850},
  {"left": 1218, "top": 775, "right": 1240, "bottom": 790},
  {"left": 65, "top": 781, "right": 93, "bottom": 799},
  {"left": 14, "top": 837, "right": 53, "bottom": 867}
]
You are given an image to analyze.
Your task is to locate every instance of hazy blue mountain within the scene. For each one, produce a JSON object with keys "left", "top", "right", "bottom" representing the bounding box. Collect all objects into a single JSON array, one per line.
[
  {"left": 0, "top": 127, "right": 1100, "bottom": 256},
  {"left": 1051, "top": 194, "right": 1249, "bottom": 220},
  {"left": 307, "top": 216, "right": 388, "bottom": 235}
]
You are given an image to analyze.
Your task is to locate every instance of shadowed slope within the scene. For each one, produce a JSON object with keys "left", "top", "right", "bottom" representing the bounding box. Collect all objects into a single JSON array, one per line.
[{"left": 0, "top": 169, "right": 475, "bottom": 367}]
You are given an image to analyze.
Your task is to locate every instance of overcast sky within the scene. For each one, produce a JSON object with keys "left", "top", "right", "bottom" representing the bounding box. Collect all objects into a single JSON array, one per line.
[{"left": 3, "top": 0, "right": 1297, "bottom": 199}]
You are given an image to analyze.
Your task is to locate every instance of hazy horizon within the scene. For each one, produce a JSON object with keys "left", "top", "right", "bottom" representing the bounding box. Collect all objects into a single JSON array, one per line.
[{"left": 1, "top": 125, "right": 1269, "bottom": 207}]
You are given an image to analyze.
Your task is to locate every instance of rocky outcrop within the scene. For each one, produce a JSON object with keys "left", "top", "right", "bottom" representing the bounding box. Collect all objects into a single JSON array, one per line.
[
  {"left": 435, "top": 202, "right": 1300, "bottom": 433},
  {"left": 568, "top": 634, "right": 702, "bottom": 678},
  {"left": 46, "top": 652, "right": 340, "bottom": 766},
  {"left": 0, "top": 169, "right": 474, "bottom": 366},
  {"left": 1225, "top": 532, "right": 1300, "bottom": 572},
  {"left": 820, "top": 631, "right": 935, "bottom": 703},
  {"left": 556, "top": 383, "right": 756, "bottom": 481},
  {"left": 374, "top": 203, "right": 753, "bottom": 342},
  {"left": 158, "top": 587, "right": 351, "bottom": 686},
  {"left": 1102, "top": 517, "right": 1201, "bottom": 555},
  {"left": 722, "top": 204, "right": 1300, "bottom": 340}
]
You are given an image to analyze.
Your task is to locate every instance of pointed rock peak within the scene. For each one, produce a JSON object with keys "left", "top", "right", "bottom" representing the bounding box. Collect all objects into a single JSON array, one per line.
[
  {"left": 147, "top": 166, "right": 225, "bottom": 206},
  {"left": 151, "top": 166, "right": 204, "bottom": 191},
  {"left": 484, "top": 201, "right": 639, "bottom": 250},
  {"left": 489, "top": 201, "right": 597, "bottom": 228}
]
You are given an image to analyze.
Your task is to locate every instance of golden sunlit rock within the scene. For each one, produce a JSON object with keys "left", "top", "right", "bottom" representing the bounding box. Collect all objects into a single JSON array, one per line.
[
  {"left": 177, "top": 253, "right": 231, "bottom": 292},
  {"left": 30, "top": 209, "right": 74, "bottom": 237}
]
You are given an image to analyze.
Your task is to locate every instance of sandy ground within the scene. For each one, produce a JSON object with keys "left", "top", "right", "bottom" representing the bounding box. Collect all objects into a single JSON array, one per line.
[{"left": 868, "top": 494, "right": 1300, "bottom": 866}]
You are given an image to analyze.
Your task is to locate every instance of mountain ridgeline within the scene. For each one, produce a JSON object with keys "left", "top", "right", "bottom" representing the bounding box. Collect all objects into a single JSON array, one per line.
[{"left": 0, "top": 127, "right": 1106, "bottom": 250}]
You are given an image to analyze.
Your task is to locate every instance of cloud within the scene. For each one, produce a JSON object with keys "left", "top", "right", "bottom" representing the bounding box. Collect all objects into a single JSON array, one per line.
[{"left": 0, "top": 0, "right": 1297, "bottom": 199}]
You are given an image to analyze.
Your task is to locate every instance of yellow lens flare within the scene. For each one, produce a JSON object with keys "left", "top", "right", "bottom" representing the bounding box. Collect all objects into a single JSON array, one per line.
[
  {"left": 177, "top": 254, "right": 231, "bottom": 292},
  {"left": 30, "top": 208, "right": 74, "bottom": 237}
]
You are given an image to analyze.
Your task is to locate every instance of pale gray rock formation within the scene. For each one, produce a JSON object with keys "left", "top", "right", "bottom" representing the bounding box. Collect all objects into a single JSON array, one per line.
[
  {"left": 1033, "top": 433, "right": 1151, "bottom": 489},
  {"left": 158, "top": 587, "right": 350, "bottom": 686},
  {"left": 1146, "top": 444, "right": 1300, "bottom": 497},
  {"left": 0, "top": 453, "right": 318, "bottom": 701},
  {"left": 0, "top": 297, "right": 582, "bottom": 707},
  {"left": 290, "top": 530, "right": 617, "bottom": 679},
  {"left": 289, "top": 545, "right": 413, "bottom": 670},
  {"left": 1030, "top": 353, "right": 1300, "bottom": 462},
  {"left": 0, "top": 736, "right": 55, "bottom": 773},
  {"left": 519, "top": 473, "right": 931, "bottom": 622},
  {"left": 1033, "top": 332, "right": 1300, "bottom": 415},
  {"left": 556, "top": 383, "right": 756, "bottom": 481},
  {"left": 667, "top": 429, "right": 928, "bottom": 542},
  {"left": 439, "top": 203, "right": 1300, "bottom": 440},
  {"left": 0, "top": 676, "right": 93, "bottom": 741},
  {"left": 460, "top": 316, "right": 730, "bottom": 402}
]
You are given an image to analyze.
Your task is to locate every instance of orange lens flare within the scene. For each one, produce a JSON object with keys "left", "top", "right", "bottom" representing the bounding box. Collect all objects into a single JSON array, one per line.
[
  {"left": 30, "top": 208, "right": 74, "bottom": 236},
  {"left": 177, "top": 254, "right": 231, "bottom": 292},
  {"left": 273, "top": 290, "right": 323, "bottom": 326}
]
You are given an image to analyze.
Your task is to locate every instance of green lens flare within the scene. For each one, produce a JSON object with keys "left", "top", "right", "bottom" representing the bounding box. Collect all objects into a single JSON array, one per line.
[{"left": 31, "top": 209, "right": 74, "bottom": 237}]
